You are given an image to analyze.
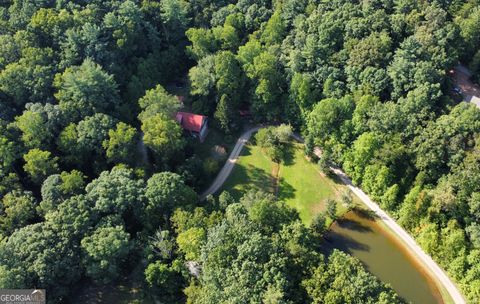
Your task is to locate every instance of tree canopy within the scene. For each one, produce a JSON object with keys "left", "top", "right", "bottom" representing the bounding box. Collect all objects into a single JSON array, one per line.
[{"left": 0, "top": 0, "right": 479, "bottom": 302}]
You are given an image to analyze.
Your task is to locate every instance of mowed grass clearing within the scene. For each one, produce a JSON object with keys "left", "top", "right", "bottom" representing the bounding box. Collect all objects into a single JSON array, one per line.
[
  {"left": 221, "top": 140, "right": 356, "bottom": 225},
  {"left": 221, "top": 145, "right": 275, "bottom": 197}
]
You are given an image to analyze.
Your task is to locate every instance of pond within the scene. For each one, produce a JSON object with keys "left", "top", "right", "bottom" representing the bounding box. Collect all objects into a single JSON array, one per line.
[{"left": 324, "top": 210, "right": 444, "bottom": 304}]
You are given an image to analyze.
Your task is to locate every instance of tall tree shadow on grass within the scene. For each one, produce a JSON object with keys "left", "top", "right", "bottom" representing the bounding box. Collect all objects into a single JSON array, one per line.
[
  {"left": 241, "top": 144, "right": 253, "bottom": 157},
  {"left": 224, "top": 163, "right": 273, "bottom": 200},
  {"left": 281, "top": 143, "right": 296, "bottom": 166},
  {"left": 277, "top": 177, "right": 296, "bottom": 200}
]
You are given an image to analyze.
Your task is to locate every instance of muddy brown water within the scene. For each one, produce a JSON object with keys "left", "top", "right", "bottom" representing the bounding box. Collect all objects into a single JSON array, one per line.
[{"left": 324, "top": 210, "right": 444, "bottom": 304}]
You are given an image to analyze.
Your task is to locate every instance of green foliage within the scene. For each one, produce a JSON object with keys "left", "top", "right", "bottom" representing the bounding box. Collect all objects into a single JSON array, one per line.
[
  {"left": 250, "top": 49, "right": 286, "bottom": 121},
  {"left": 290, "top": 72, "right": 319, "bottom": 116},
  {"left": 0, "top": 191, "right": 37, "bottom": 236},
  {"left": 303, "top": 250, "right": 401, "bottom": 303},
  {"left": 57, "top": 123, "right": 82, "bottom": 164},
  {"left": 76, "top": 113, "right": 117, "bottom": 157},
  {"left": 455, "top": 3, "right": 480, "bottom": 60},
  {"left": 39, "top": 170, "right": 85, "bottom": 216},
  {"left": 103, "top": 122, "right": 138, "bottom": 165},
  {"left": 343, "top": 132, "right": 381, "bottom": 185},
  {"left": 0, "top": 47, "right": 55, "bottom": 107},
  {"left": 189, "top": 55, "right": 217, "bottom": 97},
  {"left": 54, "top": 59, "right": 120, "bottom": 121},
  {"left": 261, "top": 10, "right": 286, "bottom": 45},
  {"left": 15, "top": 110, "right": 50, "bottom": 149},
  {"left": 218, "top": 191, "right": 235, "bottom": 210},
  {"left": 0, "top": 0, "right": 478, "bottom": 301},
  {"left": 186, "top": 27, "right": 219, "bottom": 60},
  {"left": 413, "top": 103, "right": 480, "bottom": 182},
  {"left": 145, "top": 260, "right": 184, "bottom": 299},
  {"left": 188, "top": 193, "right": 399, "bottom": 303},
  {"left": 254, "top": 124, "right": 292, "bottom": 162},
  {"left": 171, "top": 207, "right": 222, "bottom": 235},
  {"left": 310, "top": 212, "right": 327, "bottom": 235},
  {"left": 145, "top": 172, "right": 197, "bottom": 228},
  {"left": 0, "top": 34, "right": 20, "bottom": 70},
  {"left": 138, "top": 84, "right": 181, "bottom": 121},
  {"left": 0, "top": 222, "right": 82, "bottom": 299},
  {"left": 146, "top": 229, "right": 175, "bottom": 262},
  {"left": 213, "top": 51, "right": 244, "bottom": 131},
  {"left": 85, "top": 167, "right": 145, "bottom": 221},
  {"left": 326, "top": 199, "right": 338, "bottom": 221},
  {"left": 23, "top": 148, "right": 59, "bottom": 184},
  {"left": 177, "top": 227, "right": 206, "bottom": 260},
  {"left": 307, "top": 96, "right": 354, "bottom": 155},
  {"left": 81, "top": 225, "right": 132, "bottom": 284},
  {"left": 44, "top": 194, "right": 95, "bottom": 240},
  {"left": 141, "top": 114, "right": 184, "bottom": 163},
  {"left": 247, "top": 197, "right": 299, "bottom": 234},
  {"left": 0, "top": 131, "right": 20, "bottom": 172}
]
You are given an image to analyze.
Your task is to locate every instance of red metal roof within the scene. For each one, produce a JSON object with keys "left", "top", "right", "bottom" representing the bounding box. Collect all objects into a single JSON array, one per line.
[{"left": 176, "top": 112, "right": 207, "bottom": 133}]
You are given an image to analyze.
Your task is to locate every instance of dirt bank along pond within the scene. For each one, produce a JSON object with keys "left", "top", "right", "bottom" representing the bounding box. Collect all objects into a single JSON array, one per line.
[{"left": 324, "top": 209, "right": 444, "bottom": 304}]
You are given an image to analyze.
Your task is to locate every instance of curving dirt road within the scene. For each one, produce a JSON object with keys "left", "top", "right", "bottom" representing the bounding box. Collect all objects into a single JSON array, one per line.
[
  {"left": 201, "top": 127, "right": 466, "bottom": 304},
  {"left": 200, "top": 126, "right": 260, "bottom": 200},
  {"left": 328, "top": 166, "right": 466, "bottom": 304}
]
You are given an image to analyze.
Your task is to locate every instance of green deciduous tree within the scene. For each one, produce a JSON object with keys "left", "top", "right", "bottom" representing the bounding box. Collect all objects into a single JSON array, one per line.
[
  {"left": 15, "top": 110, "right": 51, "bottom": 149},
  {"left": 310, "top": 212, "right": 327, "bottom": 235},
  {"left": 307, "top": 96, "right": 354, "bottom": 156},
  {"left": 260, "top": 10, "right": 286, "bottom": 45},
  {"left": 0, "top": 190, "right": 37, "bottom": 236},
  {"left": 0, "top": 131, "right": 20, "bottom": 172},
  {"left": 75, "top": 113, "right": 117, "bottom": 165},
  {"left": 186, "top": 27, "right": 219, "bottom": 60},
  {"left": 144, "top": 260, "right": 184, "bottom": 300},
  {"left": 326, "top": 199, "right": 338, "bottom": 220},
  {"left": 39, "top": 170, "right": 85, "bottom": 216},
  {"left": 81, "top": 225, "right": 132, "bottom": 284},
  {"left": 85, "top": 167, "right": 145, "bottom": 222},
  {"left": 303, "top": 250, "right": 401, "bottom": 303},
  {"left": 290, "top": 72, "right": 320, "bottom": 117},
  {"left": 0, "top": 34, "right": 20, "bottom": 70},
  {"left": 0, "top": 222, "right": 82, "bottom": 299},
  {"left": 255, "top": 125, "right": 292, "bottom": 163},
  {"left": 141, "top": 114, "right": 184, "bottom": 163},
  {"left": 0, "top": 47, "right": 55, "bottom": 107},
  {"left": 213, "top": 51, "right": 244, "bottom": 131},
  {"left": 23, "top": 149, "right": 59, "bottom": 184},
  {"left": 145, "top": 172, "right": 197, "bottom": 229},
  {"left": 138, "top": 84, "right": 181, "bottom": 121},
  {"left": 54, "top": 59, "right": 120, "bottom": 121},
  {"left": 343, "top": 132, "right": 381, "bottom": 185},
  {"left": 177, "top": 227, "right": 206, "bottom": 260},
  {"left": 103, "top": 122, "right": 138, "bottom": 165}
]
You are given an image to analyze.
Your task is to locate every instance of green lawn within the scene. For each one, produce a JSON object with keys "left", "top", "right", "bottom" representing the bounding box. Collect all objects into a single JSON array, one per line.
[
  {"left": 279, "top": 143, "right": 350, "bottom": 224},
  {"left": 221, "top": 140, "right": 356, "bottom": 225},
  {"left": 221, "top": 145, "right": 274, "bottom": 198}
]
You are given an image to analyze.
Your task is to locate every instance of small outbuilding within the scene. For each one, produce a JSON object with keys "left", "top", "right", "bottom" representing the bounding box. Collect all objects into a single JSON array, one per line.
[{"left": 176, "top": 111, "right": 208, "bottom": 142}]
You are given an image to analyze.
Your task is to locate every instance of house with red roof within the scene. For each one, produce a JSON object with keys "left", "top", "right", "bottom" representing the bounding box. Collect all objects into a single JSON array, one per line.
[{"left": 176, "top": 111, "right": 208, "bottom": 142}]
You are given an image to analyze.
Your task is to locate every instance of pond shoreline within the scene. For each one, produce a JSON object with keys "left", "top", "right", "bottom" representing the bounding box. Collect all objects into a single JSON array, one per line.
[{"left": 324, "top": 209, "right": 445, "bottom": 304}]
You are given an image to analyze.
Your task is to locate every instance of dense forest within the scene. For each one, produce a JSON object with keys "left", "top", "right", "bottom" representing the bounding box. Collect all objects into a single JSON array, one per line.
[{"left": 0, "top": 0, "right": 480, "bottom": 303}]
